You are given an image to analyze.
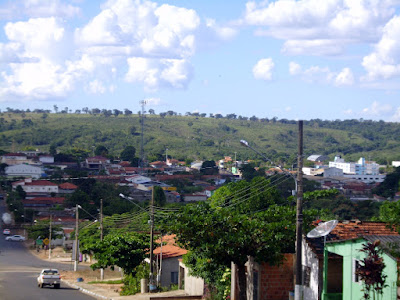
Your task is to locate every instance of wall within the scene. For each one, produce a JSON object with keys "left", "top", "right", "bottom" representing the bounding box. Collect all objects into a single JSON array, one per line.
[
  {"left": 179, "top": 261, "right": 204, "bottom": 296},
  {"left": 259, "top": 254, "right": 294, "bottom": 300},
  {"left": 302, "top": 240, "right": 320, "bottom": 300},
  {"left": 326, "top": 239, "right": 398, "bottom": 300}
]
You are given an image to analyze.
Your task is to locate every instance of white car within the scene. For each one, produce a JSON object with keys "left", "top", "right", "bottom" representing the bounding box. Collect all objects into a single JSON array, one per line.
[
  {"left": 5, "top": 235, "right": 26, "bottom": 241},
  {"left": 3, "top": 229, "right": 10, "bottom": 235},
  {"left": 37, "top": 269, "right": 61, "bottom": 289}
]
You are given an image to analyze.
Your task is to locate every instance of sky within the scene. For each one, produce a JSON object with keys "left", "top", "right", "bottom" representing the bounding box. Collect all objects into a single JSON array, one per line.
[{"left": 0, "top": 0, "right": 400, "bottom": 122}]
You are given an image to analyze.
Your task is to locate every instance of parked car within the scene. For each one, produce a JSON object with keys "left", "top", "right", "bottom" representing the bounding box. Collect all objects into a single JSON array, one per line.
[
  {"left": 5, "top": 235, "right": 25, "bottom": 241},
  {"left": 37, "top": 269, "right": 61, "bottom": 289},
  {"left": 3, "top": 229, "right": 10, "bottom": 235}
]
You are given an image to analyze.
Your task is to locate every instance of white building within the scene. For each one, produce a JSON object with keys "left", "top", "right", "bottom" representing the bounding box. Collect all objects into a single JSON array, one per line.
[
  {"left": 329, "top": 156, "right": 380, "bottom": 175},
  {"left": 39, "top": 155, "right": 54, "bottom": 164},
  {"left": 5, "top": 164, "right": 42, "bottom": 179},
  {"left": 12, "top": 179, "right": 58, "bottom": 194},
  {"left": 392, "top": 161, "right": 400, "bottom": 167}
]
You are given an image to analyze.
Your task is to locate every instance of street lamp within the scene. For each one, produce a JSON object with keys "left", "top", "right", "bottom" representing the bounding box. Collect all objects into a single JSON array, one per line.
[{"left": 240, "top": 120, "right": 304, "bottom": 300}]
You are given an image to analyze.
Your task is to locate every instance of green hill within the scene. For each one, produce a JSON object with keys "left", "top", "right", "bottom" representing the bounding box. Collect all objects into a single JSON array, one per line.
[{"left": 0, "top": 112, "right": 399, "bottom": 165}]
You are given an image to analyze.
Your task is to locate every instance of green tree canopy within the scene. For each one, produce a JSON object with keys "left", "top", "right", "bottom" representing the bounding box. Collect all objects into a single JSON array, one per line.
[
  {"left": 90, "top": 232, "right": 151, "bottom": 276},
  {"left": 162, "top": 177, "right": 319, "bottom": 300},
  {"left": 120, "top": 146, "right": 136, "bottom": 161},
  {"left": 200, "top": 160, "right": 218, "bottom": 175}
]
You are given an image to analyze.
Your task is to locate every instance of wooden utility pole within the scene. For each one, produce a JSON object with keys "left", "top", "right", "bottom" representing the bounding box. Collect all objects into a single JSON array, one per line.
[
  {"left": 149, "top": 186, "right": 155, "bottom": 291},
  {"left": 48, "top": 214, "right": 52, "bottom": 259},
  {"left": 100, "top": 199, "right": 104, "bottom": 281},
  {"left": 295, "top": 120, "right": 304, "bottom": 300},
  {"left": 74, "top": 204, "right": 79, "bottom": 272}
]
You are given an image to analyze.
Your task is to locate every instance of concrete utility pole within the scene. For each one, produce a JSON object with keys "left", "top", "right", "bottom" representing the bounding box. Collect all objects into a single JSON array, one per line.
[
  {"left": 149, "top": 186, "right": 155, "bottom": 291},
  {"left": 295, "top": 120, "right": 304, "bottom": 300},
  {"left": 100, "top": 199, "right": 104, "bottom": 281},
  {"left": 74, "top": 204, "right": 79, "bottom": 272},
  {"left": 48, "top": 214, "right": 52, "bottom": 259}
]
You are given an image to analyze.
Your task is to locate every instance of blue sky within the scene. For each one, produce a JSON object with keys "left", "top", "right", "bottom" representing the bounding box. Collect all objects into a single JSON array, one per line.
[{"left": 0, "top": 0, "right": 400, "bottom": 121}]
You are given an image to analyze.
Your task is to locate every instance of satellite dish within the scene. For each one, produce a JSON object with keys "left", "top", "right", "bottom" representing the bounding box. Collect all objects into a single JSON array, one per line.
[{"left": 307, "top": 220, "right": 338, "bottom": 238}]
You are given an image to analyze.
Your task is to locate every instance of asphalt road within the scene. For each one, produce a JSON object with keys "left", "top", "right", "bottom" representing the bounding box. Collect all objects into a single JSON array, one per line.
[{"left": 0, "top": 198, "right": 94, "bottom": 300}]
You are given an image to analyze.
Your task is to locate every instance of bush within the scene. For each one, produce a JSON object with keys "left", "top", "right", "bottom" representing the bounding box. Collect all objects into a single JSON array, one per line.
[{"left": 120, "top": 263, "right": 149, "bottom": 296}]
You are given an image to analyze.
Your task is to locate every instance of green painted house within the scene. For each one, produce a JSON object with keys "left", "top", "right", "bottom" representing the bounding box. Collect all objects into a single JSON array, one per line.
[{"left": 325, "top": 235, "right": 400, "bottom": 300}]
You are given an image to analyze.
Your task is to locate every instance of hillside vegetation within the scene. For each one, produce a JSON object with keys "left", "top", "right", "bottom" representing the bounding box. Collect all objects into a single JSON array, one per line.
[{"left": 0, "top": 112, "right": 400, "bottom": 165}]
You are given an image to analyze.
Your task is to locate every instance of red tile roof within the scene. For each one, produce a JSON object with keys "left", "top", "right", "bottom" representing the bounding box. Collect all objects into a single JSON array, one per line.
[
  {"left": 59, "top": 182, "right": 78, "bottom": 190},
  {"left": 153, "top": 234, "right": 187, "bottom": 258},
  {"left": 330, "top": 221, "right": 398, "bottom": 241},
  {"left": 25, "top": 180, "right": 58, "bottom": 186}
]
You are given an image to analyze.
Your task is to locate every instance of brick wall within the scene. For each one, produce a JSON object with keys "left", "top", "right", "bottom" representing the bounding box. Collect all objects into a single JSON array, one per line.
[{"left": 259, "top": 254, "right": 294, "bottom": 300}]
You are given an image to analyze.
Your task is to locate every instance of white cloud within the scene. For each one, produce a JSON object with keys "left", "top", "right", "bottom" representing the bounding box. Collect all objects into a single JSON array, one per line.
[
  {"left": 335, "top": 67, "right": 354, "bottom": 86},
  {"left": 362, "top": 15, "right": 400, "bottom": 81},
  {"left": 0, "top": 0, "right": 237, "bottom": 100},
  {"left": 244, "top": 0, "right": 397, "bottom": 56},
  {"left": 282, "top": 39, "right": 344, "bottom": 56},
  {"left": 253, "top": 58, "right": 274, "bottom": 81},
  {"left": 145, "top": 97, "right": 161, "bottom": 106},
  {"left": 0, "top": 0, "right": 81, "bottom": 19},
  {"left": 289, "top": 62, "right": 354, "bottom": 86},
  {"left": 289, "top": 62, "right": 301, "bottom": 75},
  {"left": 361, "top": 101, "right": 393, "bottom": 116},
  {"left": 87, "top": 80, "right": 106, "bottom": 94}
]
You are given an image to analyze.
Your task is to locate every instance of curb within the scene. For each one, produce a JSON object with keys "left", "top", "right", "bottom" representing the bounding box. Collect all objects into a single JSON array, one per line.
[{"left": 62, "top": 279, "right": 113, "bottom": 300}]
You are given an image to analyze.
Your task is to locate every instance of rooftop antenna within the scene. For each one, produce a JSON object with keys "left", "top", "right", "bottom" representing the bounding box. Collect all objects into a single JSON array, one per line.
[{"left": 307, "top": 220, "right": 338, "bottom": 300}]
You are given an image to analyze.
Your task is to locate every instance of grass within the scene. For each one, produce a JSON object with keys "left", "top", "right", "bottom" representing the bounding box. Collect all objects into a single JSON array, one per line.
[{"left": 88, "top": 279, "right": 123, "bottom": 284}]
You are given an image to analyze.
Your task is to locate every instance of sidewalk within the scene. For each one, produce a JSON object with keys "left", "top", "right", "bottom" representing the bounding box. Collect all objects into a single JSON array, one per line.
[{"left": 28, "top": 244, "right": 189, "bottom": 300}]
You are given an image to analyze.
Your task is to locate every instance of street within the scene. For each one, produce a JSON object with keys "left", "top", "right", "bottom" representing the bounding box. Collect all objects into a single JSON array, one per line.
[{"left": 0, "top": 198, "right": 95, "bottom": 300}]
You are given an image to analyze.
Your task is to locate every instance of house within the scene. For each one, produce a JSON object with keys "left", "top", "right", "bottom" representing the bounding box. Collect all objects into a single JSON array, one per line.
[
  {"left": 58, "top": 182, "right": 78, "bottom": 194},
  {"left": 13, "top": 179, "right": 59, "bottom": 195},
  {"left": 325, "top": 236, "right": 400, "bottom": 300},
  {"left": 84, "top": 156, "right": 110, "bottom": 171},
  {"left": 1, "top": 153, "right": 30, "bottom": 165},
  {"left": 22, "top": 197, "right": 65, "bottom": 210},
  {"left": 5, "top": 164, "right": 43, "bottom": 179},
  {"left": 39, "top": 155, "right": 54, "bottom": 164},
  {"left": 153, "top": 234, "right": 188, "bottom": 288},
  {"left": 303, "top": 220, "right": 400, "bottom": 300}
]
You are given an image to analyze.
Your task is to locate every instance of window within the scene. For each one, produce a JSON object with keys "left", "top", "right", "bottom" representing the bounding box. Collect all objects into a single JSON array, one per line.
[
  {"left": 353, "top": 259, "right": 360, "bottom": 283},
  {"left": 171, "top": 272, "right": 178, "bottom": 284}
]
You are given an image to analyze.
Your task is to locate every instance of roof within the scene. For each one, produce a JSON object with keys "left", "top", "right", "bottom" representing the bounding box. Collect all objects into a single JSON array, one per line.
[
  {"left": 307, "top": 220, "right": 399, "bottom": 255},
  {"left": 59, "top": 182, "right": 78, "bottom": 190},
  {"left": 25, "top": 180, "right": 58, "bottom": 186},
  {"left": 153, "top": 234, "right": 187, "bottom": 259},
  {"left": 307, "top": 154, "right": 329, "bottom": 162},
  {"left": 3, "top": 153, "right": 26, "bottom": 157}
]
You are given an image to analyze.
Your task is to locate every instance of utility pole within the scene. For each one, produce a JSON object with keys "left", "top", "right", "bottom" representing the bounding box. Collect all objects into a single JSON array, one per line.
[
  {"left": 74, "top": 204, "right": 79, "bottom": 272},
  {"left": 295, "top": 120, "right": 304, "bottom": 300},
  {"left": 149, "top": 186, "right": 155, "bottom": 291},
  {"left": 100, "top": 199, "right": 104, "bottom": 281},
  {"left": 48, "top": 214, "right": 52, "bottom": 259}
]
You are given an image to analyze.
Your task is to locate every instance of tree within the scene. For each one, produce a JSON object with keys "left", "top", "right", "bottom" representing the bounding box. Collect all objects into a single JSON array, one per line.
[
  {"left": 163, "top": 177, "right": 318, "bottom": 300},
  {"left": 148, "top": 109, "right": 155, "bottom": 115},
  {"left": 153, "top": 186, "right": 166, "bottom": 207},
  {"left": 49, "top": 144, "right": 57, "bottom": 156},
  {"left": 356, "top": 240, "right": 387, "bottom": 300},
  {"left": 26, "top": 219, "right": 63, "bottom": 240},
  {"left": 90, "top": 232, "right": 151, "bottom": 276},
  {"left": 95, "top": 145, "right": 108, "bottom": 157},
  {"left": 200, "top": 160, "right": 218, "bottom": 175},
  {"left": 120, "top": 146, "right": 136, "bottom": 162}
]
